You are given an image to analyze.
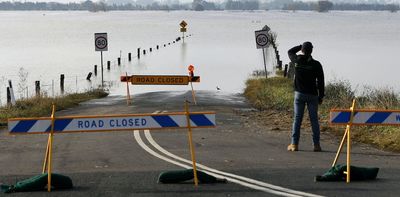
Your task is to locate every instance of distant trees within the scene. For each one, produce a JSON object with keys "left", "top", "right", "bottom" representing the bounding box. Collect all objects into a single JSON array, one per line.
[
  {"left": 316, "top": 1, "right": 334, "bottom": 12},
  {"left": 282, "top": 0, "right": 333, "bottom": 12},
  {"left": 0, "top": 0, "right": 398, "bottom": 12},
  {"left": 192, "top": 0, "right": 218, "bottom": 11},
  {"left": 282, "top": 0, "right": 399, "bottom": 12},
  {"left": 225, "top": 0, "right": 259, "bottom": 11}
]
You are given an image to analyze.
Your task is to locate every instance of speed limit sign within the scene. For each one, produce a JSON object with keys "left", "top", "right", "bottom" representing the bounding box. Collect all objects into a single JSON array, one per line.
[
  {"left": 95, "top": 33, "right": 108, "bottom": 51},
  {"left": 255, "top": 30, "right": 269, "bottom": 49}
]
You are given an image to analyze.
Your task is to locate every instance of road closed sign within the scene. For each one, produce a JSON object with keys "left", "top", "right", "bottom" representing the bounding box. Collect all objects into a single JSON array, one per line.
[
  {"left": 8, "top": 112, "right": 216, "bottom": 134},
  {"left": 95, "top": 33, "right": 108, "bottom": 51},
  {"left": 131, "top": 75, "right": 190, "bottom": 85},
  {"left": 255, "top": 30, "right": 269, "bottom": 49}
]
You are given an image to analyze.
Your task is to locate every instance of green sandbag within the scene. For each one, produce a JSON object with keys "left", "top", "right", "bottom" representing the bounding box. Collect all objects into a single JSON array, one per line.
[
  {"left": 1, "top": 173, "right": 73, "bottom": 193},
  {"left": 315, "top": 164, "right": 379, "bottom": 182},
  {"left": 158, "top": 169, "right": 226, "bottom": 184}
]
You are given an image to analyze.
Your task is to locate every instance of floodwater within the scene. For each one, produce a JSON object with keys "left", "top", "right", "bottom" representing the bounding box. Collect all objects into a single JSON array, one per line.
[{"left": 0, "top": 10, "right": 399, "bottom": 104}]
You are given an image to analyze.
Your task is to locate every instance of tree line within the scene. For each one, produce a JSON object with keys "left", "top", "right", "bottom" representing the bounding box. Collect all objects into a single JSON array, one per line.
[
  {"left": 281, "top": 0, "right": 399, "bottom": 12},
  {"left": 0, "top": 0, "right": 398, "bottom": 12}
]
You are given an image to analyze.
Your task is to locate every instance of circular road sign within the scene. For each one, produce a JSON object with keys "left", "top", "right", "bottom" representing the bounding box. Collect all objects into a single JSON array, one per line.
[
  {"left": 95, "top": 33, "right": 108, "bottom": 51},
  {"left": 255, "top": 30, "right": 269, "bottom": 49},
  {"left": 96, "top": 36, "right": 107, "bottom": 50},
  {"left": 188, "top": 64, "right": 194, "bottom": 72}
]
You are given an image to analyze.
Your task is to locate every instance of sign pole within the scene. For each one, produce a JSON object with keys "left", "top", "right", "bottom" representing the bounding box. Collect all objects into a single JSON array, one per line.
[
  {"left": 190, "top": 81, "right": 197, "bottom": 105},
  {"left": 95, "top": 32, "right": 107, "bottom": 88},
  {"left": 185, "top": 100, "right": 199, "bottom": 186},
  {"left": 255, "top": 29, "right": 269, "bottom": 78},
  {"left": 101, "top": 51, "right": 104, "bottom": 88},
  {"left": 180, "top": 20, "right": 187, "bottom": 43},
  {"left": 47, "top": 104, "right": 56, "bottom": 192},
  {"left": 262, "top": 47, "right": 268, "bottom": 79}
]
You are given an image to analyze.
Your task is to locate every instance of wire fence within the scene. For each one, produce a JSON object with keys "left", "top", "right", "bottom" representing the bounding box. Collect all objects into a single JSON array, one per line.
[{"left": 0, "top": 34, "right": 191, "bottom": 107}]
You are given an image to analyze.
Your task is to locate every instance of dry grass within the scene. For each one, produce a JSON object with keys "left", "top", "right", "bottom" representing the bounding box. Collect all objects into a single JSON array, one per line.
[
  {"left": 0, "top": 89, "right": 108, "bottom": 126},
  {"left": 244, "top": 77, "right": 400, "bottom": 152}
]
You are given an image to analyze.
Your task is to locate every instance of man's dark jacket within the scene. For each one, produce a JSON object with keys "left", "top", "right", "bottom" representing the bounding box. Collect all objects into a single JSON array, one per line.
[{"left": 288, "top": 45, "right": 325, "bottom": 100}]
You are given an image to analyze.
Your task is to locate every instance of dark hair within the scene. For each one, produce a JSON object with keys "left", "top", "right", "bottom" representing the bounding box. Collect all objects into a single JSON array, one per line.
[{"left": 302, "top": 41, "right": 313, "bottom": 55}]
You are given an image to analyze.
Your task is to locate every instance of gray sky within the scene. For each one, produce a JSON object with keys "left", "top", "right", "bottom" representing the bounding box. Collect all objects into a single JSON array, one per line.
[{"left": 1, "top": 0, "right": 399, "bottom": 4}]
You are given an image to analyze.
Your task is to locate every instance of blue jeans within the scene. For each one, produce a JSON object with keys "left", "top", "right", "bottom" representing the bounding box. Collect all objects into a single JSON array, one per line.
[{"left": 291, "top": 91, "right": 320, "bottom": 145}]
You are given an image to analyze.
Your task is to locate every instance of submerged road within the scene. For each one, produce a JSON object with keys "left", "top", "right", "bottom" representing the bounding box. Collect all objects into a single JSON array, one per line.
[{"left": 1, "top": 91, "right": 400, "bottom": 197}]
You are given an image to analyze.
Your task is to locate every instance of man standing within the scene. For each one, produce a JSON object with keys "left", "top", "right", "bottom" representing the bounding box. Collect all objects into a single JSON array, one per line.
[{"left": 287, "top": 42, "right": 325, "bottom": 152}]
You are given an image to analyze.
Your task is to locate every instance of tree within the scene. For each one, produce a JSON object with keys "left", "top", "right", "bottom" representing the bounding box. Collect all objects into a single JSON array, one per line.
[
  {"left": 192, "top": 0, "right": 204, "bottom": 11},
  {"left": 316, "top": 0, "right": 333, "bottom": 12},
  {"left": 387, "top": 4, "right": 399, "bottom": 13}
]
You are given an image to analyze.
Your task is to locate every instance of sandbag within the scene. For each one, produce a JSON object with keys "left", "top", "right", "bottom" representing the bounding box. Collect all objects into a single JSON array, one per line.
[
  {"left": 158, "top": 169, "right": 226, "bottom": 184},
  {"left": 315, "top": 164, "right": 379, "bottom": 182},
  {"left": 1, "top": 173, "right": 73, "bottom": 193}
]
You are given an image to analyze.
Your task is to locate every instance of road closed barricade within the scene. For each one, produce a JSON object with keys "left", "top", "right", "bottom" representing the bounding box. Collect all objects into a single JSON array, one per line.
[
  {"left": 121, "top": 65, "right": 200, "bottom": 105},
  {"left": 329, "top": 99, "right": 400, "bottom": 183},
  {"left": 8, "top": 101, "right": 216, "bottom": 191},
  {"left": 9, "top": 112, "right": 215, "bottom": 134}
]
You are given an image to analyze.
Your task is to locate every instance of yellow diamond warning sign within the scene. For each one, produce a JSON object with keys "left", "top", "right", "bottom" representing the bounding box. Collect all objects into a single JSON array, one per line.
[{"left": 180, "top": 20, "right": 187, "bottom": 28}]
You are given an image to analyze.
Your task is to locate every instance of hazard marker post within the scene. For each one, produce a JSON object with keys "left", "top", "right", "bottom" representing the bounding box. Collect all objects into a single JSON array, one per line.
[
  {"left": 125, "top": 72, "right": 131, "bottom": 105},
  {"left": 329, "top": 99, "right": 400, "bottom": 183}
]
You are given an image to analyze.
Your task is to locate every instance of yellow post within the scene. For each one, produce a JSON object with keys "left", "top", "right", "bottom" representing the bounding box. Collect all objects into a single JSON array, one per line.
[
  {"left": 47, "top": 104, "right": 56, "bottom": 192},
  {"left": 190, "top": 82, "right": 197, "bottom": 105},
  {"left": 42, "top": 135, "right": 51, "bottom": 173},
  {"left": 125, "top": 72, "right": 131, "bottom": 105},
  {"left": 184, "top": 100, "right": 199, "bottom": 186},
  {"left": 332, "top": 127, "right": 348, "bottom": 167},
  {"left": 345, "top": 99, "right": 356, "bottom": 183}
]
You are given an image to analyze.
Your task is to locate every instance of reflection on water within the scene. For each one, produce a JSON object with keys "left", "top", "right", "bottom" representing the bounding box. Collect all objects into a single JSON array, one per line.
[{"left": 181, "top": 42, "right": 187, "bottom": 63}]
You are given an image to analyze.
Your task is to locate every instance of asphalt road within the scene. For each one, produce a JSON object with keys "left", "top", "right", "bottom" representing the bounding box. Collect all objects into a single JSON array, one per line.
[{"left": 1, "top": 91, "right": 400, "bottom": 197}]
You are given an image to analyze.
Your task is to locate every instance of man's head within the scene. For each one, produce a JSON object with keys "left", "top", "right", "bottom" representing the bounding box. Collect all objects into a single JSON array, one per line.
[{"left": 301, "top": 41, "right": 313, "bottom": 56}]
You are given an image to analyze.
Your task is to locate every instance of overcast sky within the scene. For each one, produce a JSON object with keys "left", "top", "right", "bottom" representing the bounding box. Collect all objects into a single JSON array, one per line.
[{"left": 1, "top": 0, "right": 399, "bottom": 4}]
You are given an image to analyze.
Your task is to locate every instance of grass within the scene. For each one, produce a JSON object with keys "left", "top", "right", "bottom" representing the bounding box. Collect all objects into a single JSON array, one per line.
[
  {"left": 244, "top": 76, "right": 400, "bottom": 152},
  {"left": 0, "top": 88, "right": 108, "bottom": 126}
]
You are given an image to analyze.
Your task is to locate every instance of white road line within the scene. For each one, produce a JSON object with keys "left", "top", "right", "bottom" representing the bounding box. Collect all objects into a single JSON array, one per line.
[
  {"left": 133, "top": 110, "right": 323, "bottom": 197},
  {"left": 133, "top": 130, "right": 303, "bottom": 197},
  {"left": 143, "top": 130, "right": 323, "bottom": 197}
]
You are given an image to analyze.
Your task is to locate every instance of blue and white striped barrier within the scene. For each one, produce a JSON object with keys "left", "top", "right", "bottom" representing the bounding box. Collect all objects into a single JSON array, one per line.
[
  {"left": 330, "top": 109, "right": 400, "bottom": 125},
  {"left": 8, "top": 112, "right": 216, "bottom": 134}
]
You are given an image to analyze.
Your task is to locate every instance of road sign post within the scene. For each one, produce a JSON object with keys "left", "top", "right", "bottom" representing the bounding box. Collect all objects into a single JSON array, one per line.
[
  {"left": 180, "top": 20, "right": 187, "bottom": 42},
  {"left": 188, "top": 65, "right": 197, "bottom": 105},
  {"left": 95, "top": 33, "right": 108, "bottom": 87},
  {"left": 255, "top": 29, "right": 269, "bottom": 78}
]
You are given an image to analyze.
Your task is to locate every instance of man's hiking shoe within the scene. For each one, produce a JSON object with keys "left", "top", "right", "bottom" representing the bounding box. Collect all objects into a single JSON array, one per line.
[
  {"left": 313, "top": 144, "right": 322, "bottom": 152},
  {"left": 287, "top": 144, "right": 298, "bottom": 151}
]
